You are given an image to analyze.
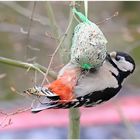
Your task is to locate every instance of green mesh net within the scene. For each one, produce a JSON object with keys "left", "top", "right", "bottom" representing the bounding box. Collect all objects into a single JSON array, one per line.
[{"left": 71, "top": 8, "right": 107, "bottom": 70}]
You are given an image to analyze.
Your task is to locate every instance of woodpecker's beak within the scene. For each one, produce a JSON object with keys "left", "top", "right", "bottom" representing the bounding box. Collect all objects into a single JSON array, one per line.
[
  {"left": 106, "top": 52, "right": 117, "bottom": 61},
  {"left": 110, "top": 51, "right": 117, "bottom": 58}
]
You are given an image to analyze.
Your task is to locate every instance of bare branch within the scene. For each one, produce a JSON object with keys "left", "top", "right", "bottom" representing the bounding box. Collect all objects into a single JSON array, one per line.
[
  {"left": 27, "top": 2, "right": 37, "bottom": 42},
  {"left": 41, "top": 13, "right": 74, "bottom": 85},
  {"left": 0, "top": 107, "right": 31, "bottom": 128},
  {"left": 46, "top": 2, "right": 60, "bottom": 39},
  {"left": 0, "top": 56, "right": 57, "bottom": 79},
  {"left": 96, "top": 11, "right": 119, "bottom": 25}
]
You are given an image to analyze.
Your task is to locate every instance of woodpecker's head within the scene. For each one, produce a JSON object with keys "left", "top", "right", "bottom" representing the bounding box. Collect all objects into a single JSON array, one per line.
[{"left": 107, "top": 51, "right": 135, "bottom": 81}]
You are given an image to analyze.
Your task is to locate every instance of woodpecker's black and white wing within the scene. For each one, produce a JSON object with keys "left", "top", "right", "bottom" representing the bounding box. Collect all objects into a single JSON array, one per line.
[
  {"left": 31, "top": 61, "right": 120, "bottom": 112},
  {"left": 74, "top": 62, "right": 119, "bottom": 97},
  {"left": 73, "top": 61, "right": 122, "bottom": 107},
  {"left": 31, "top": 51, "right": 135, "bottom": 113}
]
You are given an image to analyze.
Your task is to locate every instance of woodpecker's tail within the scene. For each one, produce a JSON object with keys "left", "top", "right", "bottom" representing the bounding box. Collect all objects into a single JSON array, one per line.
[
  {"left": 23, "top": 86, "right": 60, "bottom": 100},
  {"left": 31, "top": 101, "right": 59, "bottom": 113},
  {"left": 24, "top": 85, "right": 75, "bottom": 113},
  {"left": 31, "top": 98, "right": 82, "bottom": 113},
  {"left": 24, "top": 62, "right": 82, "bottom": 113}
]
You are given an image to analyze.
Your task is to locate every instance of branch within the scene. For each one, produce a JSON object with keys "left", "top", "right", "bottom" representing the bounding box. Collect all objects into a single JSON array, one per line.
[
  {"left": 26, "top": 1, "right": 37, "bottom": 42},
  {"left": 41, "top": 2, "right": 74, "bottom": 85},
  {"left": 0, "top": 56, "right": 57, "bottom": 79},
  {"left": 67, "top": 1, "right": 89, "bottom": 139},
  {"left": 68, "top": 108, "right": 80, "bottom": 139},
  {"left": 46, "top": 1, "right": 60, "bottom": 39},
  {"left": 45, "top": 1, "right": 81, "bottom": 138},
  {"left": 96, "top": 11, "right": 119, "bottom": 25},
  {"left": 0, "top": 107, "right": 31, "bottom": 128}
]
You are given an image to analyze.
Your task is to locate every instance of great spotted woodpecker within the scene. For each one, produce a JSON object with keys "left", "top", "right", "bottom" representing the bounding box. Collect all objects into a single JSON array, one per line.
[{"left": 24, "top": 51, "right": 135, "bottom": 113}]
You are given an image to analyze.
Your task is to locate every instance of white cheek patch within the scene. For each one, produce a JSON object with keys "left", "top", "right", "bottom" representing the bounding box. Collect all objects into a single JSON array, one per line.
[
  {"left": 119, "top": 61, "right": 134, "bottom": 72},
  {"left": 113, "top": 57, "right": 134, "bottom": 72}
]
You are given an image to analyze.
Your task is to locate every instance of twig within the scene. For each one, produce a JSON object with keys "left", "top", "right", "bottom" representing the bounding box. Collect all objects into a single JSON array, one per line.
[
  {"left": 41, "top": 11, "right": 74, "bottom": 85},
  {"left": 0, "top": 108, "right": 31, "bottom": 116},
  {"left": 68, "top": 108, "right": 80, "bottom": 139},
  {"left": 0, "top": 107, "right": 31, "bottom": 128},
  {"left": 46, "top": 1, "right": 60, "bottom": 39},
  {"left": 40, "top": 1, "right": 60, "bottom": 84},
  {"left": 73, "top": 14, "right": 81, "bottom": 23},
  {"left": 0, "top": 56, "right": 57, "bottom": 79},
  {"left": 44, "top": 2, "right": 81, "bottom": 138},
  {"left": 1, "top": 118, "right": 12, "bottom": 128},
  {"left": 53, "top": 64, "right": 65, "bottom": 70},
  {"left": 64, "top": 1, "right": 81, "bottom": 139},
  {"left": 96, "top": 11, "right": 119, "bottom": 25},
  {"left": 26, "top": 2, "right": 38, "bottom": 84},
  {"left": 26, "top": 2, "right": 39, "bottom": 64},
  {"left": 0, "top": 115, "right": 9, "bottom": 128},
  {"left": 45, "top": 31, "right": 59, "bottom": 41},
  {"left": 27, "top": 1, "right": 37, "bottom": 42}
]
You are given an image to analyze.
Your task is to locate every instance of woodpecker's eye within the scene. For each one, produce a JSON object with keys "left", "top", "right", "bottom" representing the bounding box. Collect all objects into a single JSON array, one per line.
[{"left": 116, "top": 56, "right": 121, "bottom": 61}]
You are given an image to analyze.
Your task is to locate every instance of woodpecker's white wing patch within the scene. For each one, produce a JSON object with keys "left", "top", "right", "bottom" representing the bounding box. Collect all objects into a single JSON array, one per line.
[{"left": 113, "top": 56, "right": 134, "bottom": 72}]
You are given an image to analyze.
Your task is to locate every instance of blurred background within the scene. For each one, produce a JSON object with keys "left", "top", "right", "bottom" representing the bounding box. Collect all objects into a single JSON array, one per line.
[{"left": 0, "top": 1, "right": 140, "bottom": 139}]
